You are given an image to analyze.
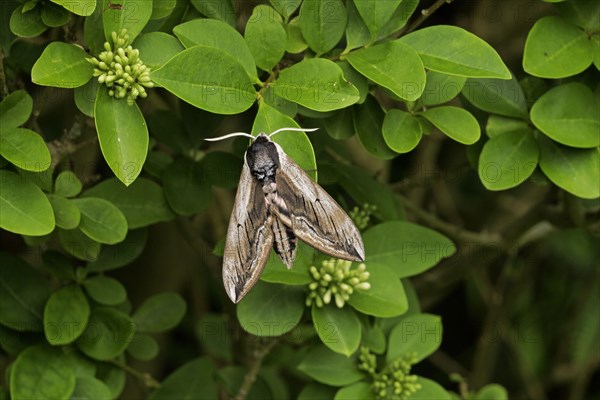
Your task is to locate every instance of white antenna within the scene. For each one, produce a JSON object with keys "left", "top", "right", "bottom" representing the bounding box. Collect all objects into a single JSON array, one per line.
[
  {"left": 268, "top": 127, "right": 319, "bottom": 138},
  {"left": 205, "top": 127, "right": 318, "bottom": 142}
]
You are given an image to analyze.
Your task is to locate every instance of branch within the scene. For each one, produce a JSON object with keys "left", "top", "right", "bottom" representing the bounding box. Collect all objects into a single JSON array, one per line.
[
  {"left": 234, "top": 338, "right": 279, "bottom": 400},
  {"left": 109, "top": 359, "right": 160, "bottom": 389},
  {"left": 403, "top": 0, "right": 456, "bottom": 35}
]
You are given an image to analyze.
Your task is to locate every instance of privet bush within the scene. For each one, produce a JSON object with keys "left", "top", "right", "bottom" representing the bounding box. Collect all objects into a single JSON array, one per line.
[{"left": 0, "top": 0, "right": 598, "bottom": 399}]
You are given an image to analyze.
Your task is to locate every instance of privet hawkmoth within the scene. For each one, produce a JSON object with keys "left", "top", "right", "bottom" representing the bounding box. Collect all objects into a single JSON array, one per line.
[{"left": 207, "top": 128, "right": 365, "bottom": 303}]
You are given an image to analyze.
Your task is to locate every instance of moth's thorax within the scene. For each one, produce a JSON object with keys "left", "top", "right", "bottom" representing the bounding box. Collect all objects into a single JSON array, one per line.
[{"left": 246, "top": 135, "right": 280, "bottom": 184}]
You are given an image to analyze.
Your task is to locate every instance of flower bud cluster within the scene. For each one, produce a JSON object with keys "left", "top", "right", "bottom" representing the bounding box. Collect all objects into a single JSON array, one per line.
[
  {"left": 306, "top": 258, "right": 370, "bottom": 308},
  {"left": 87, "top": 29, "right": 154, "bottom": 105},
  {"left": 372, "top": 353, "right": 421, "bottom": 400},
  {"left": 349, "top": 203, "right": 377, "bottom": 230}
]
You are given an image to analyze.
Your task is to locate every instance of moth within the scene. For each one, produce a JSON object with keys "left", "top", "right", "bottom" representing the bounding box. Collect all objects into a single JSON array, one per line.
[{"left": 206, "top": 128, "right": 365, "bottom": 303}]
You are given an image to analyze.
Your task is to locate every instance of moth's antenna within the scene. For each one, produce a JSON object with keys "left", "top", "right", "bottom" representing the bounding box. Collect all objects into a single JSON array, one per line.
[
  {"left": 204, "top": 132, "right": 255, "bottom": 141},
  {"left": 268, "top": 127, "right": 319, "bottom": 138}
]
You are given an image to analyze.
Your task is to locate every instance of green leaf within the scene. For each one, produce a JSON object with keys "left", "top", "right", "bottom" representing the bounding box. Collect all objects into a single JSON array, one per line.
[
  {"left": 83, "top": 177, "right": 174, "bottom": 228},
  {"left": 41, "top": 3, "right": 71, "bottom": 27},
  {"left": 0, "top": 252, "right": 49, "bottom": 331},
  {"left": 237, "top": 282, "right": 305, "bottom": 336},
  {"left": 419, "top": 71, "right": 466, "bottom": 106},
  {"left": 72, "top": 197, "right": 128, "bottom": 245},
  {"left": 283, "top": 17, "right": 307, "bottom": 55},
  {"left": 323, "top": 107, "right": 354, "bottom": 140},
  {"left": 337, "top": 61, "right": 368, "bottom": 104},
  {"left": 44, "top": 285, "right": 90, "bottom": 345},
  {"left": 353, "top": 0, "right": 402, "bottom": 39},
  {"left": 400, "top": 25, "right": 511, "bottom": 79},
  {"left": 94, "top": 88, "right": 148, "bottom": 185},
  {"left": 299, "top": 383, "right": 337, "bottom": 400},
  {"left": 261, "top": 244, "right": 313, "bottom": 285},
  {"left": 269, "top": 0, "right": 301, "bottom": 20},
  {"left": 298, "top": 344, "right": 364, "bottom": 386},
  {"left": 474, "top": 384, "right": 509, "bottom": 400},
  {"left": 354, "top": 96, "right": 396, "bottom": 159},
  {"left": 149, "top": 357, "right": 217, "bottom": 400},
  {"left": 31, "top": 42, "right": 93, "bottom": 88},
  {"left": 272, "top": 58, "right": 359, "bottom": 111},
  {"left": 151, "top": 46, "right": 257, "bottom": 114},
  {"left": 87, "top": 228, "right": 148, "bottom": 271},
  {"left": 245, "top": 5, "right": 287, "bottom": 71},
  {"left": 96, "top": 363, "right": 125, "bottom": 399},
  {"left": 10, "top": 6, "right": 47, "bottom": 38},
  {"left": 133, "top": 32, "right": 184, "bottom": 70},
  {"left": 362, "top": 323, "right": 386, "bottom": 354},
  {"left": 69, "top": 376, "right": 112, "bottom": 400},
  {"left": 387, "top": 314, "right": 442, "bottom": 363},
  {"left": 202, "top": 151, "right": 243, "bottom": 189},
  {"left": 190, "top": 0, "right": 235, "bottom": 27},
  {"left": 77, "top": 308, "right": 136, "bottom": 361},
  {"left": 252, "top": 101, "right": 318, "bottom": 179},
  {"left": 147, "top": 110, "right": 190, "bottom": 152},
  {"left": 523, "top": 16, "right": 593, "bottom": 78},
  {"left": 127, "top": 333, "right": 159, "bottom": 361},
  {"left": 539, "top": 137, "right": 600, "bottom": 199},
  {"left": 102, "top": 0, "right": 152, "bottom": 42},
  {"left": 47, "top": 195, "right": 81, "bottom": 229},
  {"left": 312, "top": 305, "right": 361, "bottom": 356},
  {"left": 461, "top": 75, "right": 529, "bottom": 119},
  {"left": 150, "top": 0, "right": 176, "bottom": 19},
  {"left": 196, "top": 314, "right": 233, "bottom": 362},
  {"left": 556, "top": 0, "right": 600, "bottom": 31},
  {"left": 346, "top": 41, "right": 424, "bottom": 101},
  {"left": 132, "top": 292, "right": 187, "bottom": 333},
  {"left": 478, "top": 130, "right": 539, "bottom": 190},
  {"left": 0, "top": 325, "right": 40, "bottom": 356},
  {"left": 83, "top": 276, "right": 127, "bottom": 305},
  {"left": 0, "top": 170, "right": 55, "bottom": 236},
  {"left": 58, "top": 228, "right": 102, "bottom": 262},
  {"left": 0, "top": 128, "right": 51, "bottom": 171},
  {"left": 344, "top": 0, "right": 371, "bottom": 51},
  {"left": 163, "top": 158, "right": 211, "bottom": 215},
  {"left": 173, "top": 19, "right": 258, "bottom": 82},
  {"left": 300, "top": 0, "right": 347, "bottom": 55},
  {"left": 363, "top": 221, "right": 456, "bottom": 278},
  {"left": 486, "top": 115, "right": 531, "bottom": 139},
  {"left": 335, "top": 382, "right": 374, "bottom": 400},
  {"left": 420, "top": 106, "right": 481, "bottom": 145},
  {"left": 411, "top": 377, "right": 452, "bottom": 400},
  {"left": 376, "top": 0, "right": 419, "bottom": 39},
  {"left": 74, "top": 79, "right": 100, "bottom": 118},
  {"left": 348, "top": 264, "right": 407, "bottom": 317},
  {"left": 42, "top": 251, "right": 74, "bottom": 281},
  {"left": 382, "top": 109, "right": 423, "bottom": 153},
  {"left": 10, "top": 345, "right": 76, "bottom": 400},
  {"left": 50, "top": 0, "right": 96, "bottom": 16},
  {"left": 54, "top": 171, "right": 83, "bottom": 197},
  {"left": 0, "top": 90, "right": 32, "bottom": 129},
  {"left": 530, "top": 82, "right": 600, "bottom": 148}
]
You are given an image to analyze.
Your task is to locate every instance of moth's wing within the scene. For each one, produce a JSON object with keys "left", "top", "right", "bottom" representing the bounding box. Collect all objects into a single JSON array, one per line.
[
  {"left": 273, "top": 143, "right": 365, "bottom": 262},
  {"left": 223, "top": 162, "right": 274, "bottom": 303}
]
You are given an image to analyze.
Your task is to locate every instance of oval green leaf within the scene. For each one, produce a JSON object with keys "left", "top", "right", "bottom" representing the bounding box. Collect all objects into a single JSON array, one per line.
[
  {"left": 382, "top": 109, "right": 423, "bottom": 153},
  {"left": 148, "top": 358, "right": 218, "bottom": 400},
  {"left": 237, "top": 281, "right": 304, "bottom": 337},
  {"left": 335, "top": 382, "right": 374, "bottom": 400},
  {"left": 10, "top": 345, "right": 76, "bottom": 400},
  {"left": 419, "top": 71, "right": 466, "bottom": 106},
  {"left": 363, "top": 221, "right": 456, "bottom": 278},
  {"left": 298, "top": 344, "right": 365, "bottom": 386},
  {"left": 73, "top": 197, "right": 128, "bottom": 245},
  {"left": 173, "top": 18, "right": 258, "bottom": 81},
  {"left": 87, "top": 228, "right": 148, "bottom": 272},
  {"left": 151, "top": 46, "right": 257, "bottom": 115},
  {"left": 354, "top": 96, "right": 397, "bottom": 159},
  {"left": 0, "top": 170, "right": 55, "bottom": 236},
  {"left": 412, "top": 377, "right": 452, "bottom": 400},
  {"left": 94, "top": 88, "right": 148, "bottom": 185},
  {"left": 400, "top": 25, "right": 511, "bottom": 79},
  {"left": 0, "top": 90, "right": 32, "bottom": 129},
  {"left": 346, "top": 40, "right": 425, "bottom": 101},
  {"left": 523, "top": 16, "right": 593, "bottom": 78},
  {"left": 127, "top": 333, "right": 159, "bottom": 361},
  {"left": 31, "top": 42, "right": 93, "bottom": 88},
  {"left": 69, "top": 376, "right": 113, "bottom": 400},
  {"left": 312, "top": 305, "right": 361, "bottom": 356},
  {"left": 420, "top": 106, "right": 481, "bottom": 145},
  {"left": 132, "top": 292, "right": 187, "bottom": 333},
  {"left": 10, "top": 6, "right": 47, "bottom": 38},
  {"left": 162, "top": 158, "right": 211, "bottom": 216},
  {"left": 272, "top": 58, "right": 360, "bottom": 111},
  {"left": 58, "top": 228, "right": 102, "bottom": 262},
  {"left": 0, "top": 128, "right": 51, "bottom": 172},
  {"left": 530, "top": 82, "right": 600, "bottom": 148},
  {"left": 54, "top": 170, "right": 83, "bottom": 197},
  {"left": 47, "top": 195, "right": 81, "bottom": 229},
  {"left": 83, "top": 276, "right": 127, "bottom": 306},
  {"left": 387, "top": 314, "right": 442, "bottom": 363},
  {"left": 51, "top": 0, "right": 97, "bottom": 16},
  {"left": 102, "top": 0, "right": 152, "bottom": 43},
  {"left": 77, "top": 308, "right": 136, "bottom": 361},
  {"left": 539, "top": 137, "right": 600, "bottom": 199},
  {"left": 44, "top": 285, "right": 90, "bottom": 345},
  {"left": 347, "top": 264, "right": 408, "bottom": 318},
  {"left": 133, "top": 32, "right": 185, "bottom": 70},
  {"left": 300, "top": 0, "right": 347, "bottom": 55},
  {"left": 83, "top": 177, "right": 174, "bottom": 228},
  {"left": 461, "top": 75, "right": 529, "bottom": 119},
  {"left": 245, "top": 5, "right": 287, "bottom": 71}
]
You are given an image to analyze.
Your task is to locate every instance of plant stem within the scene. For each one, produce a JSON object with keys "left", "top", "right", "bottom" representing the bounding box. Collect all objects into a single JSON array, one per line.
[
  {"left": 109, "top": 359, "right": 161, "bottom": 389},
  {"left": 234, "top": 338, "right": 279, "bottom": 400},
  {"left": 0, "top": 48, "right": 8, "bottom": 98},
  {"left": 403, "top": 0, "right": 456, "bottom": 35}
]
